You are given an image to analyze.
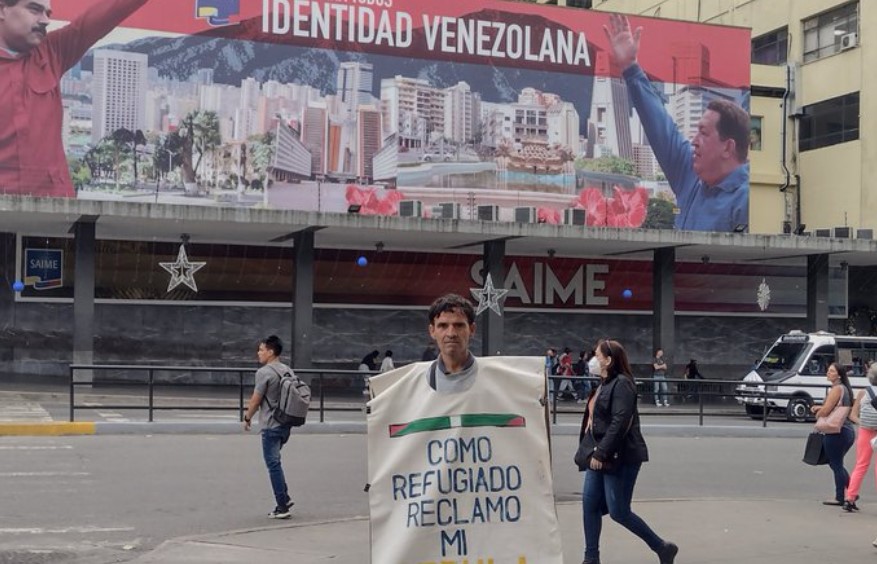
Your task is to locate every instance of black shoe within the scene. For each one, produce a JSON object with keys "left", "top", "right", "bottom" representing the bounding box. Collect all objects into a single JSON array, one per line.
[
  {"left": 268, "top": 506, "right": 291, "bottom": 519},
  {"left": 843, "top": 499, "right": 860, "bottom": 512},
  {"left": 822, "top": 499, "right": 843, "bottom": 506},
  {"left": 657, "top": 542, "right": 678, "bottom": 564}
]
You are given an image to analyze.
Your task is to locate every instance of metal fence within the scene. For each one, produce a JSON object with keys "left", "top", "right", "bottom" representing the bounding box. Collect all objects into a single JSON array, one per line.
[
  {"left": 68, "top": 364, "right": 840, "bottom": 427},
  {"left": 548, "top": 375, "right": 837, "bottom": 427},
  {"left": 68, "top": 364, "right": 374, "bottom": 423}
]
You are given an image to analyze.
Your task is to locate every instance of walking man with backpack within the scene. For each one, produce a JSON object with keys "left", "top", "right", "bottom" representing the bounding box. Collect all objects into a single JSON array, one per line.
[{"left": 244, "top": 335, "right": 301, "bottom": 519}]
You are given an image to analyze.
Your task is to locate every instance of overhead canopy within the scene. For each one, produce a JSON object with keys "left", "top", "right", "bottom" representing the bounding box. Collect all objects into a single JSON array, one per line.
[{"left": 2, "top": 196, "right": 875, "bottom": 267}]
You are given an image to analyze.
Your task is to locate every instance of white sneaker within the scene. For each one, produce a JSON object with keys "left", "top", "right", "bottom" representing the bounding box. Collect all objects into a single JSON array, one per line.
[
  {"left": 655, "top": 403, "right": 662, "bottom": 407},
  {"left": 664, "top": 402, "right": 670, "bottom": 407}
]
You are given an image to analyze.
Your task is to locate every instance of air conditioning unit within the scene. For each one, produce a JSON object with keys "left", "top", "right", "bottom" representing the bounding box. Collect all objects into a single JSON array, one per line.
[
  {"left": 856, "top": 229, "right": 873, "bottom": 240},
  {"left": 840, "top": 32, "right": 858, "bottom": 51},
  {"left": 477, "top": 205, "right": 500, "bottom": 221},
  {"left": 435, "top": 202, "right": 461, "bottom": 220},
  {"left": 564, "top": 208, "right": 587, "bottom": 226},
  {"left": 398, "top": 200, "right": 422, "bottom": 217},
  {"left": 831, "top": 226, "right": 852, "bottom": 239},
  {"left": 514, "top": 206, "right": 537, "bottom": 223}
]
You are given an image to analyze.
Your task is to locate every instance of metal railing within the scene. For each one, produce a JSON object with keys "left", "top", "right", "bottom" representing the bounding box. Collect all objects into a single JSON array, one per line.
[
  {"left": 69, "top": 365, "right": 843, "bottom": 428},
  {"left": 547, "top": 375, "right": 838, "bottom": 427},
  {"left": 68, "top": 364, "right": 374, "bottom": 423}
]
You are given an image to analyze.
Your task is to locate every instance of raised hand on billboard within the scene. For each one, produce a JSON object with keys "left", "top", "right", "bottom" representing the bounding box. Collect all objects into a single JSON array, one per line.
[{"left": 603, "top": 13, "right": 641, "bottom": 71}]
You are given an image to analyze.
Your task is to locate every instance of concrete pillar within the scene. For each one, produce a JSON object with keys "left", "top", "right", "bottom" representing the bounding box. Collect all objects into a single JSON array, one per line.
[
  {"left": 73, "top": 221, "right": 96, "bottom": 383},
  {"left": 481, "top": 240, "right": 506, "bottom": 357},
  {"left": 652, "top": 247, "right": 675, "bottom": 361},
  {"left": 0, "top": 234, "right": 15, "bottom": 374},
  {"left": 292, "top": 230, "right": 315, "bottom": 369},
  {"left": 806, "top": 254, "right": 830, "bottom": 332}
]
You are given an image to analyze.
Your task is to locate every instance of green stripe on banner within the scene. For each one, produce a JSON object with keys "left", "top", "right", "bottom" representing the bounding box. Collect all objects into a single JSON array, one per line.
[
  {"left": 461, "top": 413, "right": 526, "bottom": 428},
  {"left": 389, "top": 413, "right": 525, "bottom": 438}
]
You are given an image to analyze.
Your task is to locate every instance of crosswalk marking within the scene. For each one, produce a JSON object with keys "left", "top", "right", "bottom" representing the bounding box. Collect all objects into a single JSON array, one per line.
[
  {"left": 0, "top": 526, "right": 134, "bottom": 535},
  {"left": 0, "top": 446, "right": 74, "bottom": 450},
  {"left": 0, "top": 472, "right": 90, "bottom": 477},
  {"left": 0, "top": 394, "right": 52, "bottom": 422}
]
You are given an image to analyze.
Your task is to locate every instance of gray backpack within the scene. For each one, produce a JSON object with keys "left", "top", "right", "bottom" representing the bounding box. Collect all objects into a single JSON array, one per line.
[{"left": 266, "top": 366, "right": 310, "bottom": 427}]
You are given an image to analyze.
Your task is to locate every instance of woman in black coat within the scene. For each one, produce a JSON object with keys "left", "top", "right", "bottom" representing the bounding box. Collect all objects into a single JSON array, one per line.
[{"left": 576, "top": 339, "right": 678, "bottom": 564}]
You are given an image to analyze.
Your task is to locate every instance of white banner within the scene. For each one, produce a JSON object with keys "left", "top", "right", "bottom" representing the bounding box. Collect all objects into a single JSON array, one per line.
[{"left": 367, "top": 357, "right": 562, "bottom": 563}]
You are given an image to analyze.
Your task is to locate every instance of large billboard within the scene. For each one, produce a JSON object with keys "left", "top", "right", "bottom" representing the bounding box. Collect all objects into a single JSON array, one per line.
[{"left": 3, "top": 0, "right": 750, "bottom": 232}]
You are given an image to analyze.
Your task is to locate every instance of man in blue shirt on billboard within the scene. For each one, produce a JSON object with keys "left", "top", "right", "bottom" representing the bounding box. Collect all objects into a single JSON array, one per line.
[{"left": 604, "top": 13, "right": 749, "bottom": 233}]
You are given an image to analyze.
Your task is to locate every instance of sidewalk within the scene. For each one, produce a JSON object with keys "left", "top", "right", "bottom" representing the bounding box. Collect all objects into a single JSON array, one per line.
[{"left": 127, "top": 499, "right": 877, "bottom": 563}]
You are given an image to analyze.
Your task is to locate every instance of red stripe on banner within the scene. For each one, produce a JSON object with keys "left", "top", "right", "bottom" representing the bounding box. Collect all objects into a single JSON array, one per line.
[{"left": 53, "top": 0, "right": 749, "bottom": 87}]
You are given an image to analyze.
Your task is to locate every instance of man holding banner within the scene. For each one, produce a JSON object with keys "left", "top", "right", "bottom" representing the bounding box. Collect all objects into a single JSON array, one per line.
[
  {"left": 367, "top": 294, "right": 563, "bottom": 563},
  {"left": 0, "top": 0, "right": 152, "bottom": 198},
  {"left": 604, "top": 13, "right": 750, "bottom": 233}
]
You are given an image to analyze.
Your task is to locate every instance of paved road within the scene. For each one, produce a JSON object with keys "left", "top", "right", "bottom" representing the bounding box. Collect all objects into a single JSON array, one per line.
[{"left": 0, "top": 433, "right": 861, "bottom": 564}]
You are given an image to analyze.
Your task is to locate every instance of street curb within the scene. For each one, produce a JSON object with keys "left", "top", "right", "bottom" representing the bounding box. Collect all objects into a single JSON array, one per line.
[
  {"left": 0, "top": 420, "right": 813, "bottom": 438},
  {"left": 0, "top": 422, "right": 95, "bottom": 436}
]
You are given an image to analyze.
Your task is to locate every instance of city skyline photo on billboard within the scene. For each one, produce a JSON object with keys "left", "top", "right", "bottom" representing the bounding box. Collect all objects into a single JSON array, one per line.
[{"left": 9, "top": 0, "right": 751, "bottom": 233}]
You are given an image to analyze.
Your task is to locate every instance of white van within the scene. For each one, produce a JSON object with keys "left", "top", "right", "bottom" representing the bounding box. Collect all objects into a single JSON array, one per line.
[{"left": 735, "top": 330, "right": 877, "bottom": 422}]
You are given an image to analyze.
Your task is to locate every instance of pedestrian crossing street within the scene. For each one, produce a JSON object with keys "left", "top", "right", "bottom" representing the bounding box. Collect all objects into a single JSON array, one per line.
[{"left": 0, "top": 393, "right": 52, "bottom": 422}]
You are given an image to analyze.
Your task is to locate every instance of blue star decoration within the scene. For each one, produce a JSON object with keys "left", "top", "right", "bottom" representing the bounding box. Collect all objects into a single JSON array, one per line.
[
  {"left": 159, "top": 245, "right": 206, "bottom": 293},
  {"left": 470, "top": 273, "right": 509, "bottom": 317}
]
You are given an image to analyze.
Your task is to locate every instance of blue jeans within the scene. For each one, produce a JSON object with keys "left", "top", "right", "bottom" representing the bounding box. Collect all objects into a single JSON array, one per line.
[
  {"left": 823, "top": 426, "right": 855, "bottom": 502},
  {"left": 653, "top": 375, "right": 669, "bottom": 405},
  {"left": 582, "top": 462, "right": 665, "bottom": 562},
  {"left": 261, "top": 426, "right": 292, "bottom": 508}
]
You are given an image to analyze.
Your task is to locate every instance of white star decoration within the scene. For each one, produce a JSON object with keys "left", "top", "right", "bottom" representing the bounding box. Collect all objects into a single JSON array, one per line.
[
  {"left": 756, "top": 277, "right": 771, "bottom": 312},
  {"left": 159, "top": 244, "right": 206, "bottom": 293},
  {"left": 470, "top": 273, "right": 509, "bottom": 316}
]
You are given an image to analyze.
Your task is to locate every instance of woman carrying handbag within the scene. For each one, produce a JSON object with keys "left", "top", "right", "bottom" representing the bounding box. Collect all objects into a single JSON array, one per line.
[
  {"left": 810, "top": 362, "right": 855, "bottom": 506},
  {"left": 574, "top": 339, "right": 678, "bottom": 564},
  {"left": 842, "top": 363, "right": 877, "bottom": 511}
]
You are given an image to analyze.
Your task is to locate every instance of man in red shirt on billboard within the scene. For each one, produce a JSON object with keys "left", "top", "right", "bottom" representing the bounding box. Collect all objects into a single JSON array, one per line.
[{"left": 0, "top": 0, "right": 151, "bottom": 198}]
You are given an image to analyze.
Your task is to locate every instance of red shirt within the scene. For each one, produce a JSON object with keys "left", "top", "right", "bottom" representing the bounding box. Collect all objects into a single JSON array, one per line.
[{"left": 0, "top": 0, "right": 148, "bottom": 197}]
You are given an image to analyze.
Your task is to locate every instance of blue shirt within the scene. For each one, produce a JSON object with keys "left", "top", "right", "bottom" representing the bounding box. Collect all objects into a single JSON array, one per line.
[{"left": 623, "top": 64, "right": 749, "bottom": 232}]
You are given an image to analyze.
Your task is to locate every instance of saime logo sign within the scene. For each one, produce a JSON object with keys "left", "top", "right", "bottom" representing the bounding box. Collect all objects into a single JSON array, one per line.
[
  {"left": 470, "top": 260, "right": 609, "bottom": 307},
  {"left": 24, "top": 249, "right": 63, "bottom": 291}
]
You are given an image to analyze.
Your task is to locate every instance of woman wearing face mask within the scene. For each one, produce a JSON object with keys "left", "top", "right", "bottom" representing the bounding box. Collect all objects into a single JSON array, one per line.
[
  {"left": 810, "top": 362, "right": 855, "bottom": 506},
  {"left": 575, "top": 339, "right": 678, "bottom": 564}
]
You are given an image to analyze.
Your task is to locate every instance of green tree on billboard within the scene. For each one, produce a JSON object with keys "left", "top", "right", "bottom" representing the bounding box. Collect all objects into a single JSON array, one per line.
[
  {"left": 248, "top": 131, "right": 275, "bottom": 191},
  {"left": 642, "top": 198, "right": 676, "bottom": 229},
  {"left": 178, "top": 110, "right": 221, "bottom": 188},
  {"left": 576, "top": 155, "right": 636, "bottom": 176}
]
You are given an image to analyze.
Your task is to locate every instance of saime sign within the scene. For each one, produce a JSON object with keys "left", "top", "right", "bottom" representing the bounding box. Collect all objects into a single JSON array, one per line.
[{"left": 470, "top": 260, "right": 609, "bottom": 306}]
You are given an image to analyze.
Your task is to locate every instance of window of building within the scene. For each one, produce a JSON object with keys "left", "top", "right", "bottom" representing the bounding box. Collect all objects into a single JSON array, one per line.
[
  {"left": 803, "top": 2, "right": 858, "bottom": 63},
  {"left": 798, "top": 92, "right": 859, "bottom": 152},
  {"left": 749, "top": 116, "right": 762, "bottom": 151},
  {"left": 752, "top": 27, "right": 788, "bottom": 65}
]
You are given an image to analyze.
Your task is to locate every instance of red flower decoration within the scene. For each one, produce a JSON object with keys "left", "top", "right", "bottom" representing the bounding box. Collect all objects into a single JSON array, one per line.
[
  {"left": 606, "top": 186, "right": 649, "bottom": 227},
  {"left": 345, "top": 185, "right": 406, "bottom": 216},
  {"left": 569, "top": 186, "right": 648, "bottom": 228},
  {"left": 537, "top": 207, "right": 562, "bottom": 225}
]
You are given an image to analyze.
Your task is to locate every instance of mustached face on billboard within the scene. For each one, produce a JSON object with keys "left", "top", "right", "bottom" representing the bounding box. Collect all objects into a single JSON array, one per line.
[{"left": 195, "top": 0, "right": 240, "bottom": 27}]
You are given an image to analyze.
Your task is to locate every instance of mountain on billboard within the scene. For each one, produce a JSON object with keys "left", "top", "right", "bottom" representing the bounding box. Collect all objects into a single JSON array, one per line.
[{"left": 79, "top": 9, "right": 593, "bottom": 112}]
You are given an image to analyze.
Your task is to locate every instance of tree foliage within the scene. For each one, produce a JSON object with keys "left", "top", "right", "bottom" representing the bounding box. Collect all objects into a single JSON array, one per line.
[
  {"left": 641, "top": 197, "right": 676, "bottom": 230},
  {"left": 576, "top": 155, "right": 636, "bottom": 176}
]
